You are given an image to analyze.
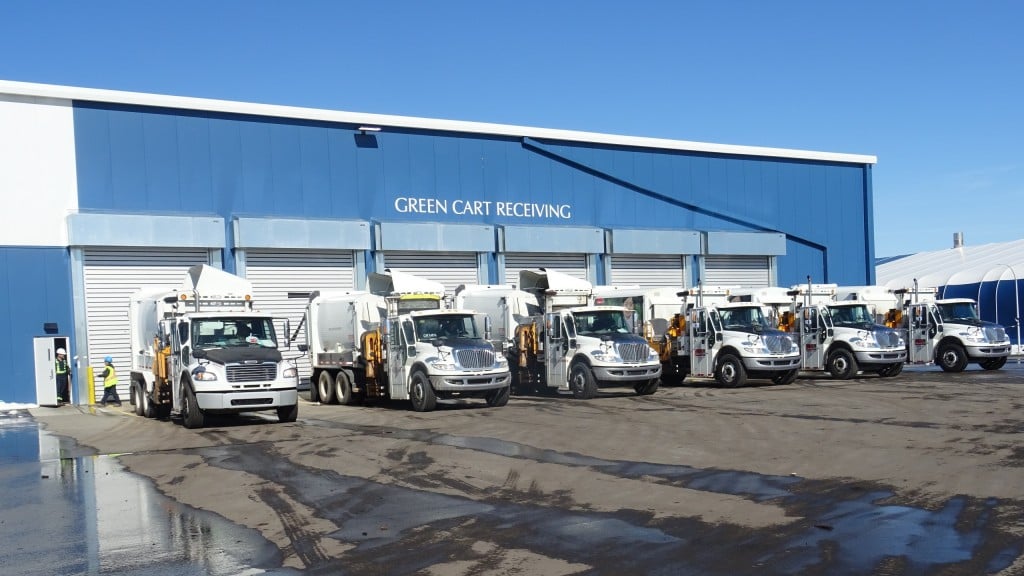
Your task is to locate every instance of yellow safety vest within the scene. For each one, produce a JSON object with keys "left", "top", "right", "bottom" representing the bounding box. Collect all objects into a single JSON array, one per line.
[
  {"left": 103, "top": 365, "right": 118, "bottom": 389},
  {"left": 55, "top": 358, "right": 68, "bottom": 375}
]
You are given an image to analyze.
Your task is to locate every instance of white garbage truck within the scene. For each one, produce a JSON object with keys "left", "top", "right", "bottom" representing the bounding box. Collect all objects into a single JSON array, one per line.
[
  {"left": 303, "top": 269, "right": 512, "bottom": 411},
  {"left": 837, "top": 282, "right": 1011, "bottom": 372},
  {"left": 128, "top": 265, "right": 300, "bottom": 428},
  {"left": 786, "top": 281, "right": 907, "bottom": 379},
  {"left": 454, "top": 269, "right": 662, "bottom": 399}
]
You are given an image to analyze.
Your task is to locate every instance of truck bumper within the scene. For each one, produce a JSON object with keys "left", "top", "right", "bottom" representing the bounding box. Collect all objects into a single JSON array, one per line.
[
  {"left": 196, "top": 388, "right": 299, "bottom": 413},
  {"left": 430, "top": 371, "right": 511, "bottom": 392},
  {"left": 591, "top": 363, "right": 662, "bottom": 383},
  {"left": 742, "top": 356, "right": 802, "bottom": 372},
  {"left": 967, "top": 345, "right": 1012, "bottom": 359},
  {"left": 853, "top": 349, "right": 907, "bottom": 365}
]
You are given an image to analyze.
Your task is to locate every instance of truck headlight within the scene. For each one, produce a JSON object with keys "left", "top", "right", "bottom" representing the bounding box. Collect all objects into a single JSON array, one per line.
[
  {"left": 431, "top": 362, "right": 457, "bottom": 371},
  {"left": 647, "top": 347, "right": 659, "bottom": 362},
  {"left": 591, "top": 349, "right": 623, "bottom": 363},
  {"left": 494, "top": 355, "right": 508, "bottom": 368},
  {"left": 193, "top": 370, "right": 218, "bottom": 381},
  {"left": 961, "top": 327, "right": 986, "bottom": 343},
  {"left": 849, "top": 331, "right": 880, "bottom": 349},
  {"left": 282, "top": 366, "right": 297, "bottom": 379}
]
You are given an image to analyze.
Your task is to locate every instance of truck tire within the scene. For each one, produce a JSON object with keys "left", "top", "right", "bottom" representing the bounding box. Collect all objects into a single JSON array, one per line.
[
  {"left": 182, "top": 384, "right": 205, "bottom": 429},
  {"left": 827, "top": 349, "right": 858, "bottom": 380},
  {"left": 634, "top": 378, "right": 659, "bottom": 396},
  {"left": 132, "top": 380, "right": 145, "bottom": 416},
  {"left": 334, "top": 371, "right": 354, "bottom": 405},
  {"left": 409, "top": 371, "right": 437, "bottom": 412},
  {"left": 317, "top": 370, "right": 337, "bottom": 404},
  {"left": 771, "top": 369, "right": 799, "bottom": 385},
  {"left": 937, "top": 343, "right": 968, "bottom": 373},
  {"left": 715, "top": 354, "right": 747, "bottom": 388},
  {"left": 979, "top": 356, "right": 1007, "bottom": 371},
  {"left": 569, "top": 363, "right": 598, "bottom": 399},
  {"left": 878, "top": 363, "right": 904, "bottom": 377},
  {"left": 277, "top": 403, "right": 298, "bottom": 423},
  {"left": 486, "top": 385, "right": 511, "bottom": 407}
]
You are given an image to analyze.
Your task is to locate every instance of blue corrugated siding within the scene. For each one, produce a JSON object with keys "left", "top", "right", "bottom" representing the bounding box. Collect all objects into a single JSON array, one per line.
[
  {"left": 0, "top": 247, "right": 74, "bottom": 404},
  {"left": 73, "top": 103, "right": 871, "bottom": 286}
]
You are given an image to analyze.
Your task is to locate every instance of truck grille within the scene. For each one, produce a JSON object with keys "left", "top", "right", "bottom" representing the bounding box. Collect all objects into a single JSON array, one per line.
[
  {"left": 985, "top": 325, "right": 1008, "bottom": 342},
  {"left": 456, "top": 349, "right": 495, "bottom": 369},
  {"left": 765, "top": 334, "right": 795, "bottom": 354},
  {"left": 873, "top": 328, "right": 902, "bottom": 348},
  {"left": 616, "top": 342, "right": 649, "bottom": 363},
  {"left": 226, "top": 362, "right": 277, "bottom": 383}
]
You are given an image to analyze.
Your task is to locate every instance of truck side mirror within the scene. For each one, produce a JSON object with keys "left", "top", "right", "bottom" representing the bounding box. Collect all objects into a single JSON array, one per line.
[
  {"left": 568, "top": 338, "right": 577, "bottom": 350},
  {"left": 297, "top": 344, "right": 308, "bottom": 353},
  {"left": 484, "top": 316, "right": 492, "bottom": 341},
  {"left": 407, "top": 345, "right": 417, "bottom": 357},
  {"left": 715, "top": 333, "right": 723, "bottom": 342},
  {"left": 282, "top": 319, "right": 292, "bottom": 350}
]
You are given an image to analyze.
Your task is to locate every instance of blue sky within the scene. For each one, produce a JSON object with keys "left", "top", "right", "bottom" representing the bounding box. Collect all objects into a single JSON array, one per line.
[{"left": 2, "top": 1, "right": 1020, "bottom": 257}]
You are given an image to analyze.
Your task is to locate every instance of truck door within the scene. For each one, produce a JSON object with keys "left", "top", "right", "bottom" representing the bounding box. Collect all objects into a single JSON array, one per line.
[
  {"left": 688, "top": 308, "right": 714, "bottom": 378},
  {"left": 168, "top": 320, "right": 187, "bottom": 412},
  {"left": 388, "top": 318, "right": 413, "bottom": 399},
  {"left": 906, "top": 303, "right": 934, "bottom": 364},
  {"left": 800, "top": 306, "right": 827, "bottom": 370},
  {"left": 544, "top": 312, "right": 569, "bottom": 389}
]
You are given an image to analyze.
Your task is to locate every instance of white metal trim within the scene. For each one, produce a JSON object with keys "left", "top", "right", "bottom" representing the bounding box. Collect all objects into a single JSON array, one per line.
[{"left": 0, "top": 80, "right": 876, "bottom": 165}]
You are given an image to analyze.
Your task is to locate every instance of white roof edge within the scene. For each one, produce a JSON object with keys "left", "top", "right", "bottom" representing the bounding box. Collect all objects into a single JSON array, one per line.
[{"left": 0, "top": 79, "right": 877, "bottom": 165}]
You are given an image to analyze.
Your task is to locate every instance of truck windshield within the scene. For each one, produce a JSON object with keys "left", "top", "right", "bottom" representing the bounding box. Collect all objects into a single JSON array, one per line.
[
  {"left": 574, "top": 311, "right": 629, "bottom": 336},
  {"left": 414, "top": 314, "right": 480, "bottom": 341},
  {"left": 827, "top": 304, "right": 874, "bottom": 326},
  {"left": 717, "top": 307, "right": 771, "bottom": 331},
  {"left": 937, "top": 302, "right": 979, "bottom": 322},
  {"left": 192, "top": 318, "right": 278, "bottom": 348}
]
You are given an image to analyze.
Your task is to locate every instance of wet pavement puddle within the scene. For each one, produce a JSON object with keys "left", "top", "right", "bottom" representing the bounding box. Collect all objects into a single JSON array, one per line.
[
  {"left": 0, "top": 410, "right": 290, "bottom": 576},
  {"left": 4, "top": 408, "right": 1021, "bottom": 574}
]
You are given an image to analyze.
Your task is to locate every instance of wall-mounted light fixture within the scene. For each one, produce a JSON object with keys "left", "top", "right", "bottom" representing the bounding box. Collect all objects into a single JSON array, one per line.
[{"left": 358, "top": 126, "right": 381, "bottom": 135}]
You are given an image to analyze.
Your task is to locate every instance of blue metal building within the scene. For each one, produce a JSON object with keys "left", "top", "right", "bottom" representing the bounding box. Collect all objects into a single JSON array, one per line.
[{"left": 0, "top": 80, "right": 877, "bottom": 404}]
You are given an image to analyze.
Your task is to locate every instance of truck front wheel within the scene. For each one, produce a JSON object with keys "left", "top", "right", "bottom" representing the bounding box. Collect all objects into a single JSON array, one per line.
[
  {"left": 715, "top": 354, "right": 747, "bottom": 388},
  {"left": 410, "top": 372, "right": 437, "bottom": 412},
  {"left": 182, "top": 384, "right": 205, "bottom": 429},
  {"left": 486, "top": 385, "right": 510, "bottom": 407},
  {"left": 277, "top": 403, "right": 298, "bottom": 423},
  {"left": 569, "top": 364, "right": 598, "bottom": 399},
  {"left": 634, "top": 378, "right": 659, "bottom": 396},
  {"left": 979, "top": 356, "right": 1007, "bottom": 370},
  {"left": 827, "top": 349, "right": 858, "bottom": 380},
  {"left": 937, "top": 343, "right": 968, "bottom": 372}
]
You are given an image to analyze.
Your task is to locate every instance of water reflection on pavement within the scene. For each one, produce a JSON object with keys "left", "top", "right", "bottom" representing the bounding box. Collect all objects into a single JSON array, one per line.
[{"left": 0, "top": 409, "right": 289, "bottom": 576}]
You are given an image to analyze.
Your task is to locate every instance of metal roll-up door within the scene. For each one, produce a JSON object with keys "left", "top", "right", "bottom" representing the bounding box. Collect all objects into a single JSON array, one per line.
[
  {"left": 244, "top": 250, "right": 356, "bottom": 383},
  {"left": 504, "top": 253, "right": 588, "bottom": 287},
  {"left": 382, "top": 251, "right": 480, "bottom": 294},
  {"left": 703, "top": 255, "right": 771, "bottom": 288},
  {"left": 610, "top": 254, "right": 688, "bottom": 288},
  {"left": 83, "top": 248, "right": 211, "bottom": 402}
]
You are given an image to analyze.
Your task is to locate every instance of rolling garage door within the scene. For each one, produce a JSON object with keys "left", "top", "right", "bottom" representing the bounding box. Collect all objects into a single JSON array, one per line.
[
  {"left": 610, "top": 254, "right": 688, "bottom": 288},
  {"left": 703, "top": 255, "right": 771, "bottom": 288},
  {"left": 383, "top": 251, "right": 480, "bottom": 294},
  {"left": 504, "top": 253, "right": 588, "bottom": 287},
  {"left": 244, "top": 250, "right": 356, "bottom": 383},
  {"left": 83, "top": 248, "right": 212, "bottom": 402}
]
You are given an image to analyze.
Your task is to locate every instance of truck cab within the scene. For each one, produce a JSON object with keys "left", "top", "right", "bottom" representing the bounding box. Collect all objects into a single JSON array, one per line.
[
  {"left": 305, "top": 269, "right": 511, "bottom": 412},
  {"left": 895, "top": 287, "right": 1011, "bottom": 371},
  {"left": 455, "top": 269, "right": 661, "bottom": 399},
  {"left": 789, "top": 283, "right": 906, "bottom": 379},
  {"left": 680, "top": 293, "right": 801, "bottom": 387},
  {"left": 129, "top": 265, "right": 300, "bottom": 429},
  {"left": 838, "top": 284, "right": 1011, "bottom": 372}
]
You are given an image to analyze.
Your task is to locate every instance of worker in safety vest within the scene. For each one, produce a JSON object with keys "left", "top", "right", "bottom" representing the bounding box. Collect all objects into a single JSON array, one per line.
[
  {"left": 55, "top": 348, "right": 71, "bottom": 404},
  {"left": 99, "top": 356, "right": 121, "bottom": 407}
]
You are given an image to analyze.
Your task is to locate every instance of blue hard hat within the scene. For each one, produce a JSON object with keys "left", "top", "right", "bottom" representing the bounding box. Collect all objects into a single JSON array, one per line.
[{"left": 104, "top": 356, "right": 113, "bottom": 363}]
